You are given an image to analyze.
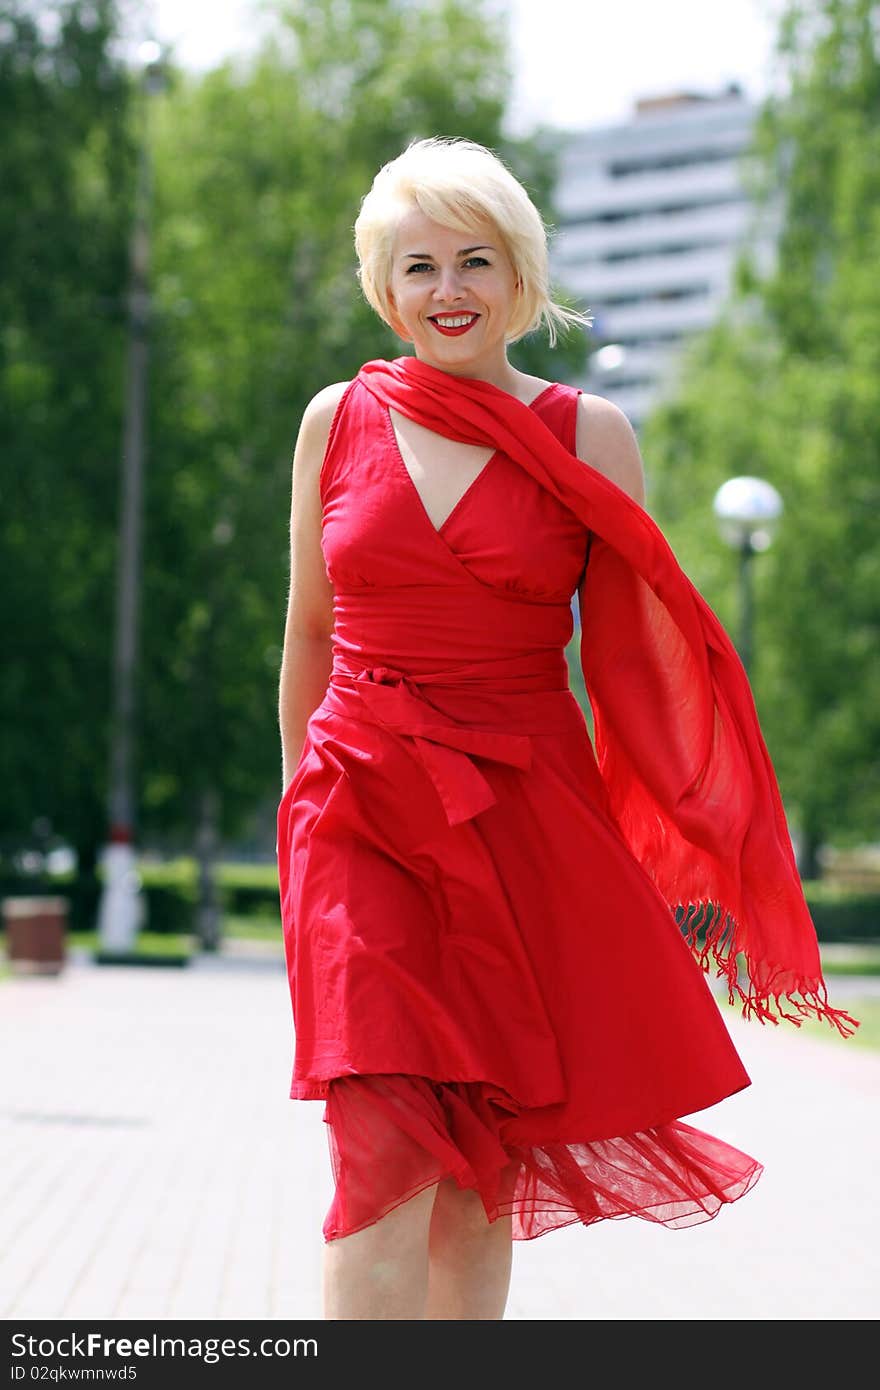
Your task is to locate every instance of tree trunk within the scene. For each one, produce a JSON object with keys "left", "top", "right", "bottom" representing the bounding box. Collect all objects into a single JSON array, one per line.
[
  {"left": 71, "top": 837, "right": 102, "bottom": 932},
  {"left": 195, "top": 785, "right": 222, "bottom": 952},
  {"left": 798, "top": 824, "right": 824, "bottom": 882},
  {"left": 74, "top": 837, "right": 100, "bottom": 883}
]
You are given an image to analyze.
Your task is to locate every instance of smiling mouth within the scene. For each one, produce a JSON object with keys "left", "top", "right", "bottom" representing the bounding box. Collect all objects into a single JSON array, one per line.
[{"left": 428, "top": 313, "right": 480, "bottom": 336}]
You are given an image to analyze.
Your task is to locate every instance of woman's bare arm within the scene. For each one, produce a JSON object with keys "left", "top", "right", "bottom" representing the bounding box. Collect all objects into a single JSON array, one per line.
[{"left": 278, "top": 381, "right": 350, "bottom": 791}]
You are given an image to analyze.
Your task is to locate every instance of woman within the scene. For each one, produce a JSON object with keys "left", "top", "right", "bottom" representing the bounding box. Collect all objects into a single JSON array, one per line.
[{"left": 276, "top": 137, "right": 854, "bottom": 1321}]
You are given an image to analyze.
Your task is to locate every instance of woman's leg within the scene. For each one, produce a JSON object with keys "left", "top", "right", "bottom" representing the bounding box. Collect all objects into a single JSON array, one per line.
[
  {"left": 424, "top": 1176, "right": 514, "bottom": 1320},
  {"left": 322, "top": 1183, "right": 438, "bottom": 1319}
]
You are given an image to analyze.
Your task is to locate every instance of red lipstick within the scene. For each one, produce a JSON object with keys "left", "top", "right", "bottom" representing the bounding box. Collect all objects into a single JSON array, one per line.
[{"left": 428, "top": 313, "right": 479, "bottom": 337}]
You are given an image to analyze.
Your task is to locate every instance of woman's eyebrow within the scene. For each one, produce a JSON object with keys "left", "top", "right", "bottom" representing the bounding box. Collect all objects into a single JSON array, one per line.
[{"left": 403, "top": 245, "right": 494, "bottom": 259}]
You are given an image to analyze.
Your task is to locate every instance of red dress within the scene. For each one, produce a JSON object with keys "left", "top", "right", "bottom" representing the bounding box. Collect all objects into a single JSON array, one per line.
[{"left": 276, "top": 369, "right": 763, "bottom": 1241}]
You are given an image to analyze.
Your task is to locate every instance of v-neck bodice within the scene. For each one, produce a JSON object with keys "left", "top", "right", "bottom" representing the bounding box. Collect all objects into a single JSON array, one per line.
[
  {"left": 385, "top": 382, "right": 559, "bottom": 537},
  {"left": 319, "top": 374, "right": 590, "bottom": 678}
]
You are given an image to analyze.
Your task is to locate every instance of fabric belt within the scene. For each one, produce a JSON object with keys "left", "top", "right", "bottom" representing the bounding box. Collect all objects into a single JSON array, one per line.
[{"left": 323, "top": 661, "right": 557, "bottom": 827}]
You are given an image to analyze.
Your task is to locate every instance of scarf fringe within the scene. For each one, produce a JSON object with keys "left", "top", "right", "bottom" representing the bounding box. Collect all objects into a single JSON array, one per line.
[{"left": 678, "top": 901, "right": 860, "bottom": 1038}]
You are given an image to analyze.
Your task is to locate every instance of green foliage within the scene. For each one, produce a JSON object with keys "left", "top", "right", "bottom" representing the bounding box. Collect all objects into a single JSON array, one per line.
[
  {"left": 0, "top": 0, "right": 586, "bottom": 864},
  {"left": 801, "top": 888, "right": 880, "bottom": 942},
  {"left": 642, "top": 0, "right": 880, "bottom": 860},
  {"left": 0, "top": 0, "right": 135, "bottom": 866},
  {"left": 139, "top": 0, "right": 585, "bottom": 846}
]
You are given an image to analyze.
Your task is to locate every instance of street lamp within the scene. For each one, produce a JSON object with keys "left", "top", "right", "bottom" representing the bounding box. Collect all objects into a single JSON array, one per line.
[
  {"left": 96, "top": 40, "right": 168, "bottom": 956},
  {"left": 591, "top": 343, "right": 628, "bottom": 375},
  {"left": 712, "top": 475, "right": 783, "bottom": 680}
]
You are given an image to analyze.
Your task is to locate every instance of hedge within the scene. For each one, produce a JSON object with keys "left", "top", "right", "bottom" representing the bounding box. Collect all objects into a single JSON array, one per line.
[{"left": 0, "top": 872, "right": 877, "bottom": 941}]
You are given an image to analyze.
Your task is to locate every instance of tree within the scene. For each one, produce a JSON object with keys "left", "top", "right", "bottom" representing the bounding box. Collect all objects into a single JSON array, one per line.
[
  {"left": 0, "top": 0, "right": 588, "bottom": 899},
  {"left": 641, "top": 0, "right": 880, "bottom": 875},
  {"left": 0, "top": 0, "right": 135, "bottom": 876},
  {"left": 138, "top": 0, "right": 586, "bottom": 861}
]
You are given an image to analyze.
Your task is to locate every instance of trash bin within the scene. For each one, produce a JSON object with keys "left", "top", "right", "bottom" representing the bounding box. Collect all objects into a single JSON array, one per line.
[{"left": 2, "top": 896, "right": 68, "bottom": 975}]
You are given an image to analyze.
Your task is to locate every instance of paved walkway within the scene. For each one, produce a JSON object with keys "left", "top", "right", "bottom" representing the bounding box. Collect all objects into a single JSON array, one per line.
[{"left": 1, "top": 945, "right": 877, "bottom": 1320}]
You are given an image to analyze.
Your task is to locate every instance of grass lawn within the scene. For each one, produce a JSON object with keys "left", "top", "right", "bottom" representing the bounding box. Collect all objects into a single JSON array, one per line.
[
  {"left": 57, "top": 930, "right": 194, "bottom": 961},
  {"left": 821, "top": 958, "right": 880, "bottom": 976},
  {"left": 719, "top": 995, "right": 880, "bottom": 1053},
  {"left": 817, "top": 950, "right": 880, "bottom": 977}
]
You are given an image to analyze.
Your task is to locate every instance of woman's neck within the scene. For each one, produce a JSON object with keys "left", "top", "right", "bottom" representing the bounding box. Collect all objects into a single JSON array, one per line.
[{"left": 408, "top": 347, "right": 525, "bottom": 398}]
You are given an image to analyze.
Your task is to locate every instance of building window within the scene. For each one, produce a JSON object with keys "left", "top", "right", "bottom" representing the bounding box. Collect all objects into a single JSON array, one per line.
[{"left": 607, "top": 147, "right": 746, "bottom": 178}]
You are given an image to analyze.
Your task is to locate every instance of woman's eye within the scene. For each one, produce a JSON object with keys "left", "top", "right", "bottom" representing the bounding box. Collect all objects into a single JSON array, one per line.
[{"left": 404, "top": 257, "right": 489, "bottom": 274}]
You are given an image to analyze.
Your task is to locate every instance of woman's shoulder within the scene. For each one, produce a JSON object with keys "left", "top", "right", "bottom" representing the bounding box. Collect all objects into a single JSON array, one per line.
[
  {"left": 575, "top": 391, "right": 640, "bottom": 452},
  {"left": 303, "top": 379, "right": 354, "bottom": 423},
  {"left": 575, "top": 392, "right": 647, "bottom": 508},
  {"left": 296, "top": 379, "right": 355, "bottom": 453}
]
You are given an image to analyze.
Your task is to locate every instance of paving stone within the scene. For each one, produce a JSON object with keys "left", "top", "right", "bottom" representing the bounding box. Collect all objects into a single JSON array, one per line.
[{"left": 2, "top": 949, "right": 877, "bottom": 1320}]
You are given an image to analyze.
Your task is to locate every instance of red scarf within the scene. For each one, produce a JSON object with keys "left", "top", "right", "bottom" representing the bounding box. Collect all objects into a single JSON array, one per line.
[{"left": 358, "top": 354, "right": 857, "bottom": 1037}]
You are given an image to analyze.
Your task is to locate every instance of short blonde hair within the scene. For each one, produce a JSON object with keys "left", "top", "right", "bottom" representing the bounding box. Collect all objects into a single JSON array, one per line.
[{"left": 354, "top": 136, "right": 591, "bottom": 347}]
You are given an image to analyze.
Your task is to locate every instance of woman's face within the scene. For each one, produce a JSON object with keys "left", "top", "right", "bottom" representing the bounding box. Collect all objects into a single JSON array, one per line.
[{"left": 386, "top": 205, "right": 520, "bottom": 377}]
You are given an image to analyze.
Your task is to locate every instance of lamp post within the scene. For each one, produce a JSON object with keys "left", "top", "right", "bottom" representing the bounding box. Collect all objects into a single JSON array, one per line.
[
  {"left": 96, "top": 41, "right": 167, "bottom": 955},
  {"left": 711, "top": 476, "right": 783, "bottom": 681},
  {"left": 588, "top": 342, "right": 628, "bottom": 390}
]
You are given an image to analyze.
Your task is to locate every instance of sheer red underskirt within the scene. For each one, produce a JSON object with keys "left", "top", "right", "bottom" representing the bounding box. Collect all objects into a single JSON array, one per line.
[{"left": 320, "top": 1073, "right": 763, "bottom": 1243}]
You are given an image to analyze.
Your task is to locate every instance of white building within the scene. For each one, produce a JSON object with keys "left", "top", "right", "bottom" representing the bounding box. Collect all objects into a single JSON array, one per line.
[{"left": 551, "top": 86, "right": 774, "bottom": 430}]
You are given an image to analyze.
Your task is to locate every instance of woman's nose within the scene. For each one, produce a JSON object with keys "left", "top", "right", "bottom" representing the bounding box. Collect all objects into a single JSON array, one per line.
[{"left": 433, "top": 267, "right": 465, "bottom": 301}]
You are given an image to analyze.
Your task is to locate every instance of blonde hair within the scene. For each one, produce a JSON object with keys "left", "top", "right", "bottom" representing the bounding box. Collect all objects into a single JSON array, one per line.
[{"left": 353, "top": 136, "right": 591, "bottom": 347}]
